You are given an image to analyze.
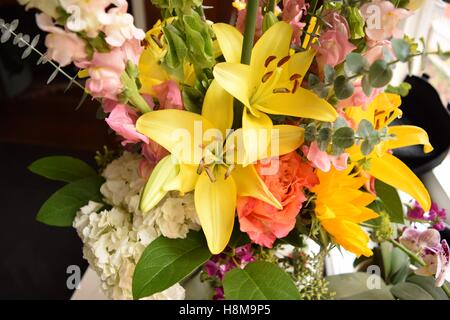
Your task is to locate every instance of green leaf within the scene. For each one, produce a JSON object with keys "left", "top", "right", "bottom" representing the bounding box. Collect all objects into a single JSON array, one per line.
[
  {"left": 362, "top": 75, "right": 373, "bottom": 97},
  {"left": 317, "top": 127, "right": 332, "bottom": 151},
  {"left": 406, "top": 275, "right": 450, "bottom": 300},
  {"left": 324, "top": 64, "right": 336, "bottom": 84},
  {"left": 36, "top": 176, "right": 104, "bottom": 226},
  {"left": 326, "top": 272, "right": 388, "bottom": 299},
  {"left": 369, "top": 60, "right": 393, "bottom": 88},
  {"left": 385, "top": 82, "right": 412, "bottom": 97},
  {"left": 343, "top": 288, "right": 394, "bottom": 300},
  {"left": 345, "top": 52, "right": 366, "bottom": 75},
  {"left": 223, "top": 261, "right": 300, "bottom": 300},
  {"left": 375, "top": 179, "right": 404, "bottom": 224},
  {"left": 347, "top": 7, "right": 365, "bottom": 39},
  {"left": 392, "top": 38, "right": 410, "bottom": 62},
  {"left": 389, "top": 248, "right": 410, "bottom": 284},
  {"left": 29, "top": 156, "right": 97, "bottom": 183},
  {"left": 391, "top": 282, "right": 434, "bottom": 300},
  {"left": 132, "top": 231, "right": 211, "bottom": 299},
  {"left": 357, "top": 119, "right": 374, "bottom": 138},
  {"left": 332, "top": 127, "right": 355, "bottom": 149},
  {"left": 361, "top": 139, "right": 375, "bottom": 156},
  {"left": 334, "top": 75, "right": 354, "bottom": 100},
  {"left": 163, "top": 24, "right": 187, "bottom": 69},
  {"left": 304, "top": 123, "right": 317, "bottom": 142}
]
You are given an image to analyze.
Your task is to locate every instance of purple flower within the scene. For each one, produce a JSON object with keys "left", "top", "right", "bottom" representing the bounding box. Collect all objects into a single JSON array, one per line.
[
  {"left": 407, "top": 201, "right": 425, "bottom": 220},
  {"left": 407, "top": 201, "right": 447, "bottom": 231},
  {"left": 202, "top": 244, "right": 256, "bottom": 298}
]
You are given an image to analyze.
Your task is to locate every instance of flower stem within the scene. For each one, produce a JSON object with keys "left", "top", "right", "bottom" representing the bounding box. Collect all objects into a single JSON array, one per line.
[
  {"left": 240, "top": 0, "right": 258, "bottom": 65},
  {"left": 389, "top": 239, "right": 425, "bottom": 266},
  {"left": 233, "top": 0, "right": 259, "bottom": 129}
]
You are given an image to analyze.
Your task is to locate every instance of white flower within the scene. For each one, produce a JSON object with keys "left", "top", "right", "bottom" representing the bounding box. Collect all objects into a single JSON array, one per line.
[
  {"left": 18, "top": 0, "right": 59, "bottom": 18},
  {"left": 73, "top": 152, "right": 200, "bottom": 300},
  {"left": 98, "top": 7, "right": 145, "bottom": 47}
]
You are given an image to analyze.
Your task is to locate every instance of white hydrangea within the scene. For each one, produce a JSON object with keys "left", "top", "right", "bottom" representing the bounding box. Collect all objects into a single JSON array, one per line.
[{"left": 73, "top": 152, "right": 200, "bottom": 300}]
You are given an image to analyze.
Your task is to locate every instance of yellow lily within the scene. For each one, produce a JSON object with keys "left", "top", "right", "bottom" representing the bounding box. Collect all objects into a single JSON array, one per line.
[
  {"left": 210, "top": 21, "right": 337, "bottom": 164},
  {"left": 136, "top": 93, "right": 305, "bottom": 254},
  {"left": 346, "top": 93, "right": 433, "bottom": 211}
]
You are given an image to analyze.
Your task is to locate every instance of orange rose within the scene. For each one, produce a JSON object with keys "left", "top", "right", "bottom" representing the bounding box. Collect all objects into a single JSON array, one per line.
[{"left": 237, "top": 152, "right": 319, "bottom": 247}]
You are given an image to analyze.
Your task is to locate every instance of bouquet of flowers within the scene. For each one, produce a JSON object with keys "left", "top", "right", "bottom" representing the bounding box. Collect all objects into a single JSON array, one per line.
[{"left": 2, "top": 0, "right": 449, "bottom": 300}]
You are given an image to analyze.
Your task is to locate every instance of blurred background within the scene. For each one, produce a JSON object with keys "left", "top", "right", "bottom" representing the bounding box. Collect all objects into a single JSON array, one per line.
[{"left": 0, "top": 0, "right": 449, "bottom": 299}]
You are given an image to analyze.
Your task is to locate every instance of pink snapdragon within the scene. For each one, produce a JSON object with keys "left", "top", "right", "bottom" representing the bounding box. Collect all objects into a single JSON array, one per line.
[
  {"left": 78, "top": 39, "right": 143, "bottom": 100},
  {"left": 400, "top": 228, "right": 449, "bottom": 287},
  {"left": 363, "top": 40, "right": 395, "bottom": 64},
  {"left": 302, "top": 141, "right": 349, "bottom": 172},
  {"left": 105, "top": 103, "right": 149, "bottom": 146},
  {"left": 314, "top": 12, "right": 356, "bottom": 68},
  {"left": 361, "top": 0, "right": 411, "bottom": 41},
  {"left": 282, "top": 0, "right": 307, "bottom": 45},
  {"left": 235, "top": 0, "right": 264, "bottom": 40},
  {"left": 35, "top": 13, "right": 87, "bottom": 67},
  {"left": 153, "top": 80, "right": 184, "bottom": 110}
]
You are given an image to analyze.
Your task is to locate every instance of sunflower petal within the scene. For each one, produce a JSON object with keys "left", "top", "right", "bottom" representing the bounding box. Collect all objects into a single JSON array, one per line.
[
  {"left": 194, "top": 166, "right": 236, "bottom": 254},
  {"left": 369, "top": 153, "right": 431, "bottom": 211},
  {"left": 212, "top": 23, "right": 243, "bottom": 63},
  {"left": 136, "top": 109, "right": 216, "bottom": 165},
  {"left": 202, "top": 79, "right": 233, "bottom": 136},
  {"left": 232, "top": 164, "right": 282, "bottom": 209},
  {"left": 386, "top": 125, "right": 433, "bottom": 153},
  {"left": 257, "top": 87, "right": 337, "bottom": 122},
  {"left": 140, "top": 155, "right": 178, "bottom": 212},
  {"left": 213, "top": 62, "right": 251, "bottom": 107}
]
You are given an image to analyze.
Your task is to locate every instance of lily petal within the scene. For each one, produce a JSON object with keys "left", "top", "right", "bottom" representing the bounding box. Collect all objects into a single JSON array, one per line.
[
  {"left": 213, "top": 62, "right": 251, "bottom": 107},
  {"left": 212, "top": 23, "right": 243, "bottom": 63},
  {"left": 271, "top": 125, "right": 305, "bottom": 156},
  {"left": 250, "top": 22, "right": 292, "bottom": 90},
  {"left": 283, "top": 50, "right": 315, "bottom": 83},
  {"left": 232, "top": 164, "right": 282, "bottom": 209},
  {"left": 369, "top": 153, "right": 431, "bottom": 211},
  {"left": 163, "top": 164, "right": 198, "bottom": 194},
  {"left": 194, "top": 166, "right": 237, "bottom": 254},
  {"left": 136, "top": 109, "right": 216, "bottom": 165},
  {"left": 242, "top": 108, "right": 273, "bottom": 165},
  {"left": 202, "top": 79, "right": 233, "bottom": 136},
  {"left": 257, "top": 87, "right": 337, "bottom": 122},
  {"left": 140, "top": 155, "right": 178, "bottom": 212},
  {"left": 386, "top": 125, "right": 433, "bottom": 153}
]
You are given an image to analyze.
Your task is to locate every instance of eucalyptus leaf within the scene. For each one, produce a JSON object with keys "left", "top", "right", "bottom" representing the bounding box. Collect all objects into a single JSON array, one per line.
[
  {"left": 334, "top": 75, "right": 354, "bottom": 100},
  {"left": 392, "top": 38, "right": 410, "bottom": 62},
  {"left": 345, "top": 52, "right": 366, "bottom": 75},
  {"left": 332, "top": 127, "right": 355, "bottom": 149},
  {"left": 369, "top": 60, "right": 393, "bottom": 88}
]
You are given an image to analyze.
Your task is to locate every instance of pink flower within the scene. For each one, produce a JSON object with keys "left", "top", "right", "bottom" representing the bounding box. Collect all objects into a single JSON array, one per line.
[
  {"left": 35, "top": 13, "right": 87, "bottom": 67},
  {"left": 105, "top": 103, "right": 149, "bottom": 146},
  {"left": 302, "top": 141, "right": 349, "bottom": 172},
  {"left": 400, "top": 227, "right": 449, "bottom": 287},
  {"left": 237, "top": 152, "right": 319, "bottom": 248},
  {"left": 361, "top": 0, "right": 411, "bottom": 41},
  {"left": 363, "top": 40, "right": 395, "bottom": 64},
  {"left": 141, "top": 141, "right": 169, "bottom": 169},
  {"left": 79, "top": 39, "right": 143, "bottom": 100},
  {"left": 314, "top": 13, "right": 356, "bottom": 68},
  {"left": 235, "top": 1, "right": 264, "bottom": 40},
  {"left": 152, "top": 80, "right": 184, "bottom": 110},
  {"left": 338, "top": 80, "right": 382, "bottom": 110},
  {"left": 282, "top": 0, "right": 307, "bottom": 45}
]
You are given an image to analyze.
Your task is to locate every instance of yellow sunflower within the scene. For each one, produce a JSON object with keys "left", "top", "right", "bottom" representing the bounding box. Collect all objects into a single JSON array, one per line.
[{"left": 311, "top": 166, "right": 379, "bottom": 257}]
